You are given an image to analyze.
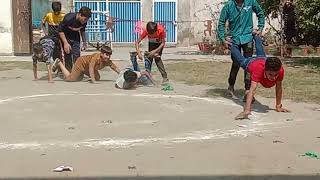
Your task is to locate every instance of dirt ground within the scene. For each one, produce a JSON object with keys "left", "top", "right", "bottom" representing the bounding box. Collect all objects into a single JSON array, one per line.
[{"left": 0, "top": 59, "right": 319, "bottom": 179}]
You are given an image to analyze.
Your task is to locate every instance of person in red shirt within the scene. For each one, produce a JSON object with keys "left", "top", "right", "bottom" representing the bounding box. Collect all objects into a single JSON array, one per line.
[
  {"left": 135, "top": 21, "right": 168, "bottom": 83},
  {"left": 230, "top": 34, "right": 290, "bottom": 120}
]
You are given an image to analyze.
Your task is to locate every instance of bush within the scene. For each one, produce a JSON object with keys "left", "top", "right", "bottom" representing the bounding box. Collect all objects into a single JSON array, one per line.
[{"left": 295, "top": 0, "right": 320, "bottom": 46}]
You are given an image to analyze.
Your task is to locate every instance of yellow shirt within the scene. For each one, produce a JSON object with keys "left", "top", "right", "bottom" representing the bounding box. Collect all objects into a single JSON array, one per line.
[{"left": 43, "top": 12, "right": 65, "bottom": 26}]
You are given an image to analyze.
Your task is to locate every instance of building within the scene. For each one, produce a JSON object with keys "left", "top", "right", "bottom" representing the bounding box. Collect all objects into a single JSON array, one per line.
[{"left": 0, "top": 0, "right": 277, "bottom": 55}]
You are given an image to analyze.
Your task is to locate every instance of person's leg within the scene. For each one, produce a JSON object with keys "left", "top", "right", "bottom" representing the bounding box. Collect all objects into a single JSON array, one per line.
[
  {"left": 57, "top": 61, "right": 71, "bottom": 78},
  {"left": 241, "top": 42, "right": 253, "bottom": 91},
  {"left": 130, "top": 51, "right": 140, "bottom": 71},
  {"left": 226, "top": 44, "right": 241, "bottom": 96},
  {"left": 144, "top": 55, "right": 153, "bottom": 73},
  {"left": 155, "top": 57, "right": 168, "bottom": 80},
  {"left": 254, "top": 35, "right": 266, "bottom": 57},
  {"left": 230, "top": 43, "right": 254, "bottom": 70},
  {"left": 94, "top": 71, "right": 101, "bottom": 81},
  {"left": 71, "top": 41, "right": 81, "bottom": 63}
]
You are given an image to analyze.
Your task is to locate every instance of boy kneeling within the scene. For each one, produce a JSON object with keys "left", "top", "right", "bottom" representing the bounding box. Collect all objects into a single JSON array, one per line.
[
  {"left": 32, "top": 36, "right": 60, "bottom": 83},
  {"left": 53, "top": 45, "right": 120, "bottom": 83}
]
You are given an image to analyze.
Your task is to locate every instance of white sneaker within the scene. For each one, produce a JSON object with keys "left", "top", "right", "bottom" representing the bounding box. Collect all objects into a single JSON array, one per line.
[{"left": 52, "top": 58, "right": 61, "bottom": 72}]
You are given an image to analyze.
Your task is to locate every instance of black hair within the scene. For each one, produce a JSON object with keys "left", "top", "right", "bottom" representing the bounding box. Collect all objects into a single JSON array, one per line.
[
  {"left": 100, "top": 45, "right": 112, "bottom": 55},
  {"left": 33, "top": 43, "right": 43, "bottom": 54},
  {"left": 265, "top": 57, "right": 282, "bottom": 71},
  {"left": 123, "top": 70, "right": 138, "bottom": 89},
  {"left": 146, "top": 21, "right": 157, "bottom": 34},
  {"left": 79, "top": 6, "right": 92, "bottom": 18},
  {"left": 52, "top": 1, "right": 62, "bottom": 13}
]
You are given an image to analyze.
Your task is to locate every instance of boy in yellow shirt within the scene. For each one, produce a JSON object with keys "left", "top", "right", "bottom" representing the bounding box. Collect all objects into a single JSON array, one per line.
[{"left": 41, "top": 1, "right": 65, "bottom": 36}]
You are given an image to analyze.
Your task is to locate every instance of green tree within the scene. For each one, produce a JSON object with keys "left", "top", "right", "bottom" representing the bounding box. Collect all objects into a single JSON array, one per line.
[{"left": 295, "top": 0, "right": 320, "bottom": 46}]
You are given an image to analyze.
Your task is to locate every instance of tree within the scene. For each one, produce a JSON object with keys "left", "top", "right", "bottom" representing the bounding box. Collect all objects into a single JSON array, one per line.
[{"left": 295, "top": 0, "right": 320, "bottom": 46}]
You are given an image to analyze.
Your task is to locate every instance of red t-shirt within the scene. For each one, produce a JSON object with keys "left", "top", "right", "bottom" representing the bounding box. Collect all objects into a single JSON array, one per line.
[
  {"left": 247, "top": 59, "right": 285, "bottom": 88},
  {"left": 140, "top": 24, "right": 166, "bottom": 43}
]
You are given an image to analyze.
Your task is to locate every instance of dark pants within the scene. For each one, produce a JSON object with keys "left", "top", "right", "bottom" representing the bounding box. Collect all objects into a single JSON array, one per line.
[
  {"left": 228, "top": 41, "right": 253, "bottom": 90},
  {"left": 64, "top": 40, "right": 80, "bottom": 71},
  {"left": 144, "top": 42, "right": 167, "bottom": 79}
]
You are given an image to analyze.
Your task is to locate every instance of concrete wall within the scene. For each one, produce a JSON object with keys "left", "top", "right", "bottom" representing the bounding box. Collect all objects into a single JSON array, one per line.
[
  {"left": 32, "top": 0, "right": 73, "bottom": 27},
  {"left": 0, "top": 0, "right": 13, "bottom": 55},
  {"left": 178, "top": 0, "right": 225, "bottom": 46}
]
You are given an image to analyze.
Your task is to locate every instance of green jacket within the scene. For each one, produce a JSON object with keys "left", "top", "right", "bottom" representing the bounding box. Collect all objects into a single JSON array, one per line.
[{"left": 217, "top": 0, "right": 265, "bottom": 45}]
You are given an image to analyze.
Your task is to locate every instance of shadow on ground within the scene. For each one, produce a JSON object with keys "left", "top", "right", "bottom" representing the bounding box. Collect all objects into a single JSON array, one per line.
[{"left": 206, "top": 88, "right": 271, "bottom": 114}]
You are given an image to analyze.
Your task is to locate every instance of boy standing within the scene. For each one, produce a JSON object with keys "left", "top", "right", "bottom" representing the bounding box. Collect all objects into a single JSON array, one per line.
[
  {"left": 53, "top": 45, "right": 120, "bottom": 83},
  {"left": 41, "top": 1, "right": 65, "bottom": 36},
  {"left": 135, "top": 21, "right": 168, "bottom": 83},
  {"left": 218, "top": 0, "right": 265, "bottom": 99},
  {"left": 58, "top": 6, "right": 91, "bottom": 71}
]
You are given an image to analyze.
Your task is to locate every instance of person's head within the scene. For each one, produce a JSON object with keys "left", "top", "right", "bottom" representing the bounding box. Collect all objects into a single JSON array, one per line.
[
  {"left": 265, "top": 57, "right": 282, "bottom": 81},
  {"left": 77, "top": 6, "right": 92, "bottom": 24},
  {"left": 146, "top": 21, "right": 158, "bottom": 35},
  {"left": 52, "top": 1, "right": 62, "bottom": 15},
  {"left": 100, "top": 45, "right": 112, "bottom": 61},
  {"left": 33, "top": 43, "right": 43, "bottom": 58},
  {"left": 123, "top": 70, "right": 138, "bottom": 89},
  {"left": 284, "top": 0, "right": 293, "bottom": 7}
]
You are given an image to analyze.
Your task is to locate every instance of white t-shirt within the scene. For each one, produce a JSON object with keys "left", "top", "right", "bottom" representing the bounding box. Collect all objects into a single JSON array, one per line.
[{"left": 115, "top": 69, "right": 141, "bottom": 89}]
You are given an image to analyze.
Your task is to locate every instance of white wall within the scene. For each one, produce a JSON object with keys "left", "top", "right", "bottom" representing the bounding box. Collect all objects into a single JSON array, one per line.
[{"left": 0, "top": 0, "right": 13, "bottom": 55}]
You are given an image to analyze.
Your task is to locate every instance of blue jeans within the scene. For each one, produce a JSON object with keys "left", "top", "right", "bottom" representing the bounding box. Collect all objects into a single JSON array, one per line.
[
  {"left": 130, "top": 52, "right": 152, "bottom": 86},
  {"left": 230, "top": 35, "right": 266, "bottom": 70}
]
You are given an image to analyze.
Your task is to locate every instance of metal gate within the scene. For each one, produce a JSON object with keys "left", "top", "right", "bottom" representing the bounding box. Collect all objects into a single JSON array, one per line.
[
  {"left": 153, "top": 0, "right": 177, "bottom": 44},
  {"left": 109, "top": 1, "right": 141, "bottom": 43},
  {"left": 74, "top": 0, "right": 141, "bottom": 43},
  {"left": 74, "top": 0, "right": 110, "bottom": 43}
]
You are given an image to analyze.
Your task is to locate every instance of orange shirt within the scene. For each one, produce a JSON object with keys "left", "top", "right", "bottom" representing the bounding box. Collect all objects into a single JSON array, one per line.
[{"left": 74, "top": 53, "right": 117, "bottom": 76}]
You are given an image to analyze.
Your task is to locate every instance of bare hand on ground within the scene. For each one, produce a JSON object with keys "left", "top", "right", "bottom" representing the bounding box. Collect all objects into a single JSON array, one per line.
[{"left": 235, "top": 111, "right": 250, "bottom": 120}]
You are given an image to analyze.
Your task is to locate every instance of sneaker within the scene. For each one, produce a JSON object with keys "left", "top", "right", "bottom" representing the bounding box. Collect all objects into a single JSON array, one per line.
[
  {"left": 162, "top": 78, "right": 169, "bottom": 84},
  {"left": 225, "top": 86, "right": 235, "bottom": 97},
  {"left": 52, "top": 58, "right": 61, "bottom": 72}
]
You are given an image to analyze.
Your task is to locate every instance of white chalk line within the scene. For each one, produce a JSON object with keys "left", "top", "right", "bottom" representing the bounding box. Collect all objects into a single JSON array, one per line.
[
  {"left": 0, "top": 121, "right": 285, "bottom": 150},
  {"left": 0, "top": 92, "right": 279, "bottom": 150}
]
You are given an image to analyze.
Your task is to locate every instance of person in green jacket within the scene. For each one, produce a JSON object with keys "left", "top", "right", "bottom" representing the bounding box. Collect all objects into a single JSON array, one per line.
[{"left": 217, "top": 0, "right": 265, "bottom": 101}]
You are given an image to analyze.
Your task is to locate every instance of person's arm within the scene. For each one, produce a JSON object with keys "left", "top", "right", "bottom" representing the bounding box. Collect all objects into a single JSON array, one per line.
[
  {"left": 141, "top": 70, "right": 156, "bottom": 85},
  {"left": 41, "top": 15, "right": 48, "bottom": 35},
  {"left": 32, "top": 56, "right": 39, "bottom": 80},
  {"left": 150, "top": 29, "right": 166, "bottom": 56},
  {"left": 109, "top": 62, "right": 120, "bottom": 74},
  {"left": 275, "top": 81, "right": 290, "bottom": 112},
  {"left": 46, "top": 64, "right": 54, "bottom": 83},
  {"left": 135, "top": 30, "right": 147, "bottom": 60},
  {"left": 252, "top": 0, "right": 265, "bottom": 36},
  {"left": 88, "top": 60, "right": 96, "bottom": 83},
  {"left": 150, "top": 40, "right": 165, "bottom": 56},
  {"left": 33, "top": 64, "right": 38, "bottom": 80},
  {"left": 80, "top": 26, "right": 87, "bottom": 51},
  {"left": 135, "top": 37, "right": 144, "bottom": 60},
  {"left": 217, "top": 5, "right": 231, "bottom": 48},
  {"left": 58, "top": 17, "right": 72, "bottom": 54},
  {"left": 235, "top": 81, "right": 258, "bottom": 120}
]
